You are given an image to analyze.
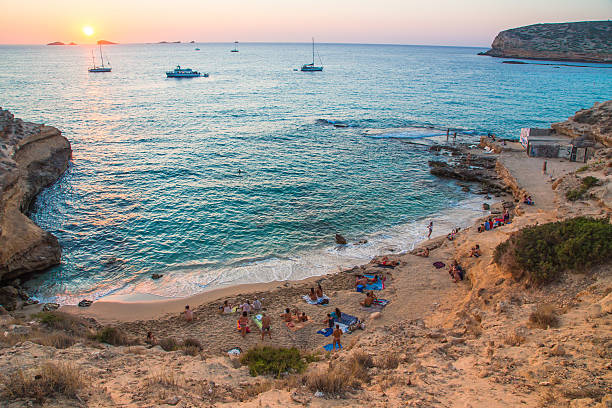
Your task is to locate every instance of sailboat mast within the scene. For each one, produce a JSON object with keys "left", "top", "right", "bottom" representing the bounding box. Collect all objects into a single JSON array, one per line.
[
  {"left": 312, "top": 37, "right": 315, "bottom": 65},
  {"left": 99, "top": 44, "right": 104, "bottom": 67}
]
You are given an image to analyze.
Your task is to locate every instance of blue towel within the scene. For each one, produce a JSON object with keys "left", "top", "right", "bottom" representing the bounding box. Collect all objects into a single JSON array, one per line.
[
  {"left": 317, "top": 328, "right": 333, "bottom": 337},
  {"left": 323, "top": 343, "right": 343, "bottom": 351},
  {"left": 333, "top": 313, "right": 358, "bottom": 327},
  {"left": 363, "top": 274, "right": 384, "bottom": 290}
]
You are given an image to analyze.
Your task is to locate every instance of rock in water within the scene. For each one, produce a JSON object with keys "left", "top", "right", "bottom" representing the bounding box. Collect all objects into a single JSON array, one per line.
[
  {"left": 151, "top": 273, "right": 163, "bottom": 280},
  {"left": 78, "top": 299, "right": 93, "bottom": 308},
  {"left": 335, "top": 233, "right": 347, "bottom": 245}
]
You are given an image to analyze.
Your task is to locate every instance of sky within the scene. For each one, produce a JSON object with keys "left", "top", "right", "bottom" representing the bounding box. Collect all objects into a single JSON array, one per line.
[{"left": 0, "top": 0, "right": 610, "bottom": 46}]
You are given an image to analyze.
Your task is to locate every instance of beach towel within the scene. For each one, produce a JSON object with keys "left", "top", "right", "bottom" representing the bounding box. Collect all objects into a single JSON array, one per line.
[
  {"left": 252, "top": 314, "right": 263, "bottom": 330},
  {"left": 364, "top": 274, "right": 385, "bottom": 290},
  {"left": 302, "top": 295, "right": 330, "bottom": 305},
  {"left": 323, "top": 343, "right": 343, "bottom": 351},
  {"left": 286, "top": 316, "right": 311, "bottom": 331},
  {"left": 317, "top": 328, "right": 333, "bottom": 337},
  {"left": 433, "top": 261, "right": 445, "bottom": 269},
  {"left": 360, "top": 298, "right": 390, "bottom": 312},
  {"left": 374, "top": 299, "right": 389, "bottom": 306},
  {"left": 332, "top": 312, "right": 358, "bottom": 327},
  {"left": 227, "top": 347, "right": 242, "bottom": 356}
]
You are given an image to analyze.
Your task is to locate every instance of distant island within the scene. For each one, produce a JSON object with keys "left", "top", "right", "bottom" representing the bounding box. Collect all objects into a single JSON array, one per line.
[
  {"left": 158, "top": 41, "right": 181, "bottom": 44},
  {"left": 46, "top": 41, "right": 78, "bottom": 46},
  {"left": 97, "top": 40, "right": 118, "bottom": 45},
  {"left": 480, "top": 21, "right": 612, "bottom": 63}
]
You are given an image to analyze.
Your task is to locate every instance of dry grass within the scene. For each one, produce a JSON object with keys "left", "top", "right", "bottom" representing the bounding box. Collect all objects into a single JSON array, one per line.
[
  {"left": 159, "top": 337, "right": 179, "bottom": 351},
  {"left": 504, "top": 329, "right": 526, "bottom": 346},
  {"left": 32, "top": 331, "right": 78, "bottom": 349},
  {"left": 144, "top": 371, "right": 180, "bottom": 388},
  {"left": 231, "top": 381, "right": 273, "bottom": 401},
  {"left": 376, "top": 354, "right": 400, "bottom": 369},
  {"left": 305, "top": 366, "right": 346, "bottom": 396},
  {"left": 181, "top": 338, "right": 202, "bottom": 356},
  {"left": 378, "top": 373, "right": 402, "bottom": 390},
  {"left": 34, "top": 312, "right": 91, "bottom": 337},
  {"left": 0, "top": 361, "right": 85, "bottom": 402},
  {"left": 529, "top": 304, "right": 559, "bottom": 329},
  {"left": 94, "top": 326, "right": 136, "bottom": 346},
  {"left": 306, "top": 353, "right": 373, "bottom": 397}
]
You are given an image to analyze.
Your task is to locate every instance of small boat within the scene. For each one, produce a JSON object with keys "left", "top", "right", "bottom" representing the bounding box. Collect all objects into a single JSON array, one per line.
[
  {"left": 231, "top": 41, "right": 239, "bottom": 52},
  {"left": 166, "top": 65, "right": 209, "bottom": 78},
  {"left": 300, "top": 38, "right": 323, "bottom": 72},
  {"left": 195, "top": 47, "right": 200, "bottom": 51},
  {"left": 88, "top": 43, "right": 111, "bottom": 72}
]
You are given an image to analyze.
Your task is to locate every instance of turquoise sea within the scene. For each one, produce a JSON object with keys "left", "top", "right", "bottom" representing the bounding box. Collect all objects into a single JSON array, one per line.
[{"left": 0, "top": 43, "right": 610, "bottom": 303}]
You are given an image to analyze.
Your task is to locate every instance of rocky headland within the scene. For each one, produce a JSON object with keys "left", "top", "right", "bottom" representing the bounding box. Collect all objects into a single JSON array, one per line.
[
  {"left": 481, "top": 21, "right": 612, "bottom": 63},
  {"left": 0, "top": 109, "right": 71, "bottom": 309}
]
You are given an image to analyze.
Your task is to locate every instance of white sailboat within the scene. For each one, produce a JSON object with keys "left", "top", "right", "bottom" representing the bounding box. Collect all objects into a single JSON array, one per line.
[
  {"left": 231, "top": 41, "right": 239, "bottom": 52},
  {"left": 88, "top": 43, "right": 111, "bottom": 72},
  {"left": 300, "top": 38, "right": 323, "bottom": 72}
]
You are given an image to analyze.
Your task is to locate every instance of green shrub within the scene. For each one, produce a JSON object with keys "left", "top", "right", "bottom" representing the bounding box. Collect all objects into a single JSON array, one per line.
[
  {"left": 494, "top": 217, "right": 612, "bottom": 284},
  {"left": 33, "top": 312, "right": 89, "bottom": 337},
  {"left": 576, "top": 165, "right": 589, "bottom": 173},
  {"left": 240, "top": 346, "right": 307, "bottom": 378},
  {"left": 94, "top": 327, "right": 134, "bottom": 346},
  {"left": 565, "top": 176, "right": 600, "bottom": 201}
]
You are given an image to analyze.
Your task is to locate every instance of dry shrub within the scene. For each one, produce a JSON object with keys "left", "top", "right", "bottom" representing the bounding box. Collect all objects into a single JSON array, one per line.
[
  {"left": 95, "top": 326, "right": 135, "bottom": 346},
  {"left": 159, "top": 337, "right": 179, "bottom": 351},
  {"left": 33, "top": 331, "right": 77, "bottom": 349},
  {"left": 182, "top": 345, "right": 200, "bottom": 356},
  {"left": 305, "top": 366, "right": 346, "bottom": 396},
  {"left": 379, "top": 373, "right": 401, "bottom": 390},
  {"left": 231, "top": 381, "right": 273, "bottom": 401},
  {"left": 181, "top": 338, "right": 202, "bottom": 356},
  {"left": 34, "top": 312, "right": 91, "bottom": 337},
  {"left": 376, "top": 354, "right": 400, "bottom": 370},
  {"left": 504, "top": 329, "right": 526, "bottom": 346},
  {"left": 144, "top": 371, "right": 180, "bottom": 388},
  {"left": 351, "top": 351, "right": 373, "bottom": 369},
  {"left": 0, "top": 361, "right": 85, "bottom": 402},
  {"left": 529, "top": 304, "right": 559, "bottom": 329}
]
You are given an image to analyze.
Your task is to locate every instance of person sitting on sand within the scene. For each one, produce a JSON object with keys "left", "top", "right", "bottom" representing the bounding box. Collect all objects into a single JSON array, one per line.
[
  {"left": 332, "top": 324, "right": 342, "bottom": 350},
  {"left": 239, "top": 311, "right": 249, "bottom": 338},
  {"left": 253, "top": 298, "right": 262, "bottom": 311},
  {"left": 146, "top": 331, "right": 156, "bottom": 345},
  {"left": 356, "top": 275, "right": 369, "bottom": 287},
  {"left": 184, "top": 305, "right": 194, "bottom": 322},
  {"left": 281, "top": 308, "right": 293, "bottom": 323},
  {"left": 503, "top": 210, "right": 510, "bottom": 224},
  {"left": 470, "top": 245, "right": 481, "bottom": 258},
  {"left": 221, "top": 300, "right": 232, "bottom": 314},
  {"left": 299, "top": 312, "right": 308, "bottom": 322},
  {"left": 308, "top": 288, "right": 318, "bottom": 302},
  {"left": 241, "top": 300, "right": 252, "bottom": 314},
  {"left": 334, "top": 308, "right": 342, "bottom": 320},
  {"left": 360, "top": 291, "right": 376, "bottom": 307},
  {"left": 415, "top": 247, "right": 429, "bottom": 257},
  {"left": 324, "top": 313, "right": 334, "bottom": 328},
  {"left": 316, "top": 284, "right": 324, "bottom": 298},
  {"left": 261, "top": 313, "right": 271, "bottom": 340}
]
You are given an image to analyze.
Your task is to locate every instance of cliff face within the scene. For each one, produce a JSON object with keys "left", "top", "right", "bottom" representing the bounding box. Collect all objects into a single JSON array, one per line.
[
  {"left": 552, "top": 100, "right": 612, "bottom": 147},
  {"left": 482, "top": 21, "right": 612, "bottom": 63},
  {"left": 0, "top": 109, "right": 71, "bottom": 282}
]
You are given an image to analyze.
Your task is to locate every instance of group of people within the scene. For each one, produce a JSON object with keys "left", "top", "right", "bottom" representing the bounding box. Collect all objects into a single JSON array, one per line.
[
  {"left": 307, "top": 284, "right": 325, "bottom": 302},
  {"left": 355, "top": 274, "right": 382, "bottom": 288},
  {"left": 447, "top": 227, "right": 461, "bottom": 241},
  {"left": 219, "top": 298, "right": 263, "bottom": 315},
  {"left": 469, "top": 244, "right": 481, "bottom": 258},
  {"left": 281, "top": 307, "right": 309, "bottom": 324},
  {"left": 522, "top": 194, "right": 535, "bottom": 205},
  {"left": 478, "top": 210, "right": 511, "bottom": 233},
  {"left": 449, "top": 260, "right": 465, "bottom": 283}
]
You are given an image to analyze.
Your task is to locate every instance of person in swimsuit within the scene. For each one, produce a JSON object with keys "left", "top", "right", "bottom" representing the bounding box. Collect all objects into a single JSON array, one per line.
[
  {"left": 316, "top": 284, "right": 323, "bottom": 298},
  {"left": 299, "top": 312, "right": 308, "bottom": 322},
  {"left": 221, "top": 300, "right": 232, "bottom": 314},
  {"left": 281, "top": 308, "right": 292, "bottom": 323},
  {"left": 360, "top": 291, "right": 375, "bottom": 307},
  {"left": 184, "top": 305, "right": 194, "bottom": 322},
  {"left": 332, "top": 324, "right": 342, "bottom": 351},
  {"left": 239, "top": 311, "right": 249, "bottom": 337},
  {"left": 308, "top": 288, "right": 318, "bottom": 302},
  {"left": 427, "top": 221, "right": 433, "bottom": 239},
  {"left": 261, "top": 313, "right": 271, "bottom": 340},
  {"left": 324, "top": 313, "right": 334, "bottom": 329}
]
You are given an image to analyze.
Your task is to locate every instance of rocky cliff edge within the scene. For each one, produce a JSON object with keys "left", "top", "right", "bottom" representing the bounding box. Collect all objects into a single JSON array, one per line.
[
  {"left": 0, "top": 109, "right": 71, "bottom": 283},
  {"left": 552, "top": 100, "right": 612, "bottom": 148}
]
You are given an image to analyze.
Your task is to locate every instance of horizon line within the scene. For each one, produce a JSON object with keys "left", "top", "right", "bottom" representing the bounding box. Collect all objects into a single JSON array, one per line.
[{"left": 0, "top": 41, "right": 491, "bottom": 48}]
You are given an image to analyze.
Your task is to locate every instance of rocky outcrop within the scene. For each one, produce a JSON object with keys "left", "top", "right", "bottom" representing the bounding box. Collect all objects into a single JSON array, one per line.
[
  {"left": 481, "top": 21, "right": 612, "bottom": 63},
  {"left": 0, "top": 109, "right": 71, "bottom": 283},
  {"left": 552, "top": 100, "right": 612, "bottom": 147}
]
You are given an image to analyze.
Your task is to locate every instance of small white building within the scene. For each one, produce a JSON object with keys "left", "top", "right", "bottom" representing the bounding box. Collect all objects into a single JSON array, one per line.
[{"left": 519, "top": 128, "right": 592, "bottom": 162}]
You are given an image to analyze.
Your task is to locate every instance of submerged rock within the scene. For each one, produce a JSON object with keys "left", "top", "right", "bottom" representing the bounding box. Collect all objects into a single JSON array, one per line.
[
  {"left": 335, "top": 233, "right": 347, "bottom": 245},
  {"left": 78, "top": 299, "right": 93, "bottom": 308}
]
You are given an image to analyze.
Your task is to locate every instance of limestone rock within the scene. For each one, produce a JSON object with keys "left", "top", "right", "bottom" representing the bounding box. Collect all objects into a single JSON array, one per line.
[
  {"left": 0, "top": 109, "right": 71, "bottom": 282},
  {"left": 552, "top": 100, "right": 612, "bottom": 147},
  {"left": 0, "top": 286, "right": 19, "bottom": 311},
  {"left": 335, "top": 233, "right": 347, "bottom": 245},
  {"left": 598, "top": 292, "right": 612, "bottom": 314}
]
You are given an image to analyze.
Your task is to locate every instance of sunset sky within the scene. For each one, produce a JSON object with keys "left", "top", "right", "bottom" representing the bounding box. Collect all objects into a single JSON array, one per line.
[{"left": 0, "top": 0, "right": 610, "bottom": 46}]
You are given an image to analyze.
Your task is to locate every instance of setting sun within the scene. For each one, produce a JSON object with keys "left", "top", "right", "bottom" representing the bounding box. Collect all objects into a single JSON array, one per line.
[{"left": 83, "top": 26, "right": 94, "bottom": 36}]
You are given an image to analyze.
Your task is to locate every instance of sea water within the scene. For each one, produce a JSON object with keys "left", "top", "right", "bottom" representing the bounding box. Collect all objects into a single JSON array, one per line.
[{"left": 0, "top": 43, "right": 610, "bottom": 303}]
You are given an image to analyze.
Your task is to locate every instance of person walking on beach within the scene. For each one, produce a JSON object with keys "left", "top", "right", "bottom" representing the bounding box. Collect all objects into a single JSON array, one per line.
[
  {"left": 239, "top": 311, "right": 249, "bottom": 337},
  {"left": 542, "top": 160, "right": 547, "bottom": 174},
  {"left": 446, "top": 128, "right": 450, "bottom": 142},
  {"left": 261, "top": 313, "right": 271, "bottom": 341},
  {"left": 427, "top": 221, "right": 433, "bottom": 239},
  {"left": 332, "top": 324, "right": 342, "bottom": 351},
  {"left": 453, "top": 132, "right": 457, "bottom": 142}
]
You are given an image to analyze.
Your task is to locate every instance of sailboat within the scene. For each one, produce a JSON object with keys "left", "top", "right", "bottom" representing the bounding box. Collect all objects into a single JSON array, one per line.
[
  {"left": 88, "top": 43, "right": 111, "bottom": 72},
  {"left": 300, "top": 38, "right": 323, "bottom": 72},
  {"left": 231, "top": 41, "right": 239, "bottom": 52}
]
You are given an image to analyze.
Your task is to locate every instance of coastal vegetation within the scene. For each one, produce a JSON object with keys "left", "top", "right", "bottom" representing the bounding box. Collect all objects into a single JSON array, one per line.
[
  {"left": 494, "top": 216, "right": 612, "bottom": 284},
  {"left": 565, "top": 176, "right": 600, "bottom": 201},
  {"left": 240, "top": 346, "right": 308, "bottom": 377}
]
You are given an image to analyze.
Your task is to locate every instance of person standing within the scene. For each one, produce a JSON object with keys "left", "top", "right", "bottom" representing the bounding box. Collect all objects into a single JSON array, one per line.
[
  {"left": 427, "top": 221, "right": 433, "bottom": 239},
  {"left": 184, "top": 305, "right": 194, "bottom": 322},
  {"left": 446, "top": 128, "right": 450, "bottom": 142},
  {"left": 261, "top": 313, "right": 271, "bottom": 341},
  {"left": 332, "top": 324, "right": 342, "bottom": 351},
  {"left": 453, "top": 132, "right": 457, "bottom": 142},
  {"left": 542, "top": 160, "right": 547, "bottom": 174}
]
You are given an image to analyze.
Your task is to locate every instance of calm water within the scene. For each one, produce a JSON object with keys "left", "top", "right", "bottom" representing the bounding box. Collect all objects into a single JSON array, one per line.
[{"left": 1, "top": 43, "right": 610, "bottom": 303}]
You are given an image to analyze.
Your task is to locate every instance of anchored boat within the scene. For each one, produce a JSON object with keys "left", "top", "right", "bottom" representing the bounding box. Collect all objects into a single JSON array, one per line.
[
  {"left": 231, "top": 41, "right": 239, "bottom": 52},
  {"left": 300, "top": 38, "right": 323, "bottom": 72},
  {"left": 166, "top": 65, "right": 209, "bottom": 78},
  {"left": 88, "top": 43, "right": 111, "bottom": 72}
]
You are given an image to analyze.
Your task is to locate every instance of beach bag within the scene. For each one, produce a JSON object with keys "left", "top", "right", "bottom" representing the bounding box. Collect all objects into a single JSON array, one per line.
[{"left": 356, "top": 285, "right": 364, "bottom": 292}]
